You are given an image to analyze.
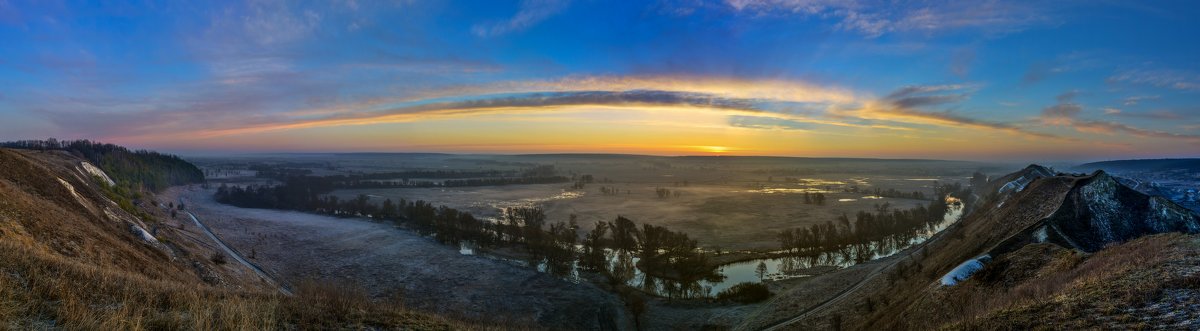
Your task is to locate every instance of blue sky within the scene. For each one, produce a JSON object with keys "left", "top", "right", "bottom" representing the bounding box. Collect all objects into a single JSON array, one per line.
[{"left": 1, "top": 0, "right": 1198, "bottom": 161}]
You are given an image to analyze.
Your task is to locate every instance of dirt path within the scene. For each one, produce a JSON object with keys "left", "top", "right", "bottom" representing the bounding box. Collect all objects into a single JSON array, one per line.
[
  {"left": 181, "top": 207, "right": 293, "bottom": 295},
  {"left": 754, "top": 222, "right": 961, "bottom": 330},
  {"left": 757, "top": 263, "right": 887, "bottom": 330},
  {"left": 172, "top": 187, "right": 632, "bottom": 330}
]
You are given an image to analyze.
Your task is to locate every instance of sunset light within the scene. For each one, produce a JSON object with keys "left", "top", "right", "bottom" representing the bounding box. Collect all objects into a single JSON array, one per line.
[
  {"left": 2, "top": 2, "right": 1199, "bottom": 329},
  {"left": 699, "top": 146, "right": 731, "bottom": 154},
  {"left": 0, "top": 1, "right": 1196, "bottom": 161}
]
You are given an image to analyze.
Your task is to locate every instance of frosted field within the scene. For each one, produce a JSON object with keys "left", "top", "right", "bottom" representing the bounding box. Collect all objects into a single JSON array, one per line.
[{"left": 329, "top": 174, "right": 962, "bottom": 250}]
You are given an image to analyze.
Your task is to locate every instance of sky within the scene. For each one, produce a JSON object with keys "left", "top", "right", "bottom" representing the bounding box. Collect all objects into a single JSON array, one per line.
[{"left": 1, "top": 0, "right": 1198, "bottom": 161}]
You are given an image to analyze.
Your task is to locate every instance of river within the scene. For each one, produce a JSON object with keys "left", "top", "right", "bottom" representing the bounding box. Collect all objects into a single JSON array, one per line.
[{"left": 462, "top": 197, "right": 965, "bottom": 299}]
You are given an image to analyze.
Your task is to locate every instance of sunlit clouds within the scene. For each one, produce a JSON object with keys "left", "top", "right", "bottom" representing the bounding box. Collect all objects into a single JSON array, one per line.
[{"left": 1, "top": 1, "right": 1198, "bottom": 160}]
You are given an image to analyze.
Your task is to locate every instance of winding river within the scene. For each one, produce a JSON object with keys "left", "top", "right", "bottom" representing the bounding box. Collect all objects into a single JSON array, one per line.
[
  {"left": 626, "top": 198, "right": 965, "bottom": 297},
  {"left": 463, "top": 198, "right": 965, "bottom": 298}
]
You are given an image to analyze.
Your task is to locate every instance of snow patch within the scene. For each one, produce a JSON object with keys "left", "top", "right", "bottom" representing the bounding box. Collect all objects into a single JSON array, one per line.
[
  {"left": 940, "top": 255, "right": 991, "bottom": 286},
  {"left": 79, "top": 162, "right": 115, "bottom": 187},
  {"left": 999, "top": 175, "right": 1034, "bottom": 194},
  {"left": 103, "top": 208, "right": 120, "bottom": 222},
  {"left": 130, "top": 224, "right": 158, "bottom": 243},
  {"left": 56, "top": 177, "right": 88, "bottom": 208},
  {"left": 1033, "top": 225, "right": 1048, "bottom": 243}
]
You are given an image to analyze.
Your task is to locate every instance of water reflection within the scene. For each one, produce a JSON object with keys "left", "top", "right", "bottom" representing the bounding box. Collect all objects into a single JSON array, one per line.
[
  {"left": 624, "top": 198, "right": 964, "bottom": 298},
  {"left": 462, "top": 198, "right": 964, "bottom": 299}
]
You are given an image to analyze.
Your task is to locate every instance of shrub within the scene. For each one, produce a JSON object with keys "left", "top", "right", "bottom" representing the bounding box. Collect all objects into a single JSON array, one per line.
[
  {"left": 716, "top": 282, "right": 770, "bottom": 303},
  {"left": 210, "top": 252, "right": 227, "bottom": 265}
]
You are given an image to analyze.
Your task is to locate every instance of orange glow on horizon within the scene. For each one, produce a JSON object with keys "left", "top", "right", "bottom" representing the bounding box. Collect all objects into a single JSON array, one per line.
[{"left": 697, "top": 145, "right": 731, "bottom": 154}]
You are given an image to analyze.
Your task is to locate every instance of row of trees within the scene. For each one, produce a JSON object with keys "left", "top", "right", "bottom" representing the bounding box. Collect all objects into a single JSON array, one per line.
[
  {"left": 860, "top": 187, "right": 928, "bottom": 200},
  {"left": 309, "top": 176, "right": 570, "bottom": 189},
  {"left": 577, "top": 216, "right": 722, "bottom": 299},
  {"left": 803, "top": 192, "right": 827, "bottom": 205},
  {"left": 570, "top": 174, "right": 595, "bottom": 189},
  {"left": 249, "top": 164, "right": 568, "bottom": 189},
  {"left": 246, "top": 168, "right": 569, "bottom": 192},
  {"left": 252, "top": 166, "right": 506, "bottom": 181},
  {"left": 780, "top": 182, "right": 969, "bottom": 264},
  {"left": 778, "top": 202, "right": 945, "bottom": 257},
  {"left": 655, "top": 187, "right": 682, "bottom": 198},
  {"left": 598, "top": 186, "right": 626, "bottom": 195},
  {"left": 843, "top": 185, "right": 928, "bottom": 200},
  {"left": 213, "top": 178, "right": 719, "bottom": 289}
]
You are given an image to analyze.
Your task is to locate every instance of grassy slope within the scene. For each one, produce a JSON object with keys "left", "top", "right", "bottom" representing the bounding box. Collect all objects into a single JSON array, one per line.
[
  {"left": 744, "top": 170, "right": 1200, "bottom": 330},
  {"left": 0, "top": 148, "right": 476, "bottom": 330},
  {"left": 0, "top": 240, "right": 462, "bottom": 330},
  {"left": 862, "top": 173, "right": 1200, "bottom": 330},
  {"left": 941, "top": 233, "right": 1200, "bottom": 330}
]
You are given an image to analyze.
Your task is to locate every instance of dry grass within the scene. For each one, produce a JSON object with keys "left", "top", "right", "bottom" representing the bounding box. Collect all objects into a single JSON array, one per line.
[
  {"left": 792, "top": 173, "right": 1199, "bottom": 330},
  {"left": 938, "top": 233, "right": 1200, "bottom": 330},
  {"left": 0, "top": 240, "right": 475, "bottom": 330},
  {"left": 0, "top": 148, "right": 508, "bottom": 330},
  {"left": 823, "top": 176, "right": 1082, "bottom": 330}
]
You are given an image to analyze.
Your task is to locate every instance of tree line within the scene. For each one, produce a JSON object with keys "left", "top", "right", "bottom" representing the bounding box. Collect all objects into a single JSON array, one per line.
[
  {"left": 334, "top": 176, "right": 570, "bottom": 189},
  {"left": 249, "top": 164, "right": 568, "bottom": 189},
  {"left": 213, "top": 176, "right": 720, "bottom": 293},
  {"left": 1, "top": 139, "right": 204, "bottom": 192},
  {"left": 803, "top": 192, "right": 827, "bottom": 205},
  {"left": 869, "top": 187, "right": 928, "bottom": 200},
  {"left": 214, "top": 180, "right": 581, "bottom": 272},
  {"left": 578, "top": 216, "right": 722, "bottom": 299},
  {"left": 779, "top": 182, "right": 970, "bottom": 263}
]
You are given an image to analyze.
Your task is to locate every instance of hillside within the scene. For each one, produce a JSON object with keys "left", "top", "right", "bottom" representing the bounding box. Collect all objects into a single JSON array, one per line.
[
  {"left": 871, "top": 167, "right": 1200, "bottom": 329},
  {"left": 0, "top": 139, "right": 205, "bottom": 192},
  {"left": 742, "top": 165, "right": 1200, "bottom": 330},
  {"left": 0, "top": 147, "right": 474, "bottom": 329}
]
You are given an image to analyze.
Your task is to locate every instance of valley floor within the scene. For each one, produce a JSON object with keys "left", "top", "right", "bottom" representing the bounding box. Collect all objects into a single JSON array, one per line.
[{"left": 167, "top": 186, "right": 633, "bottom": 330}]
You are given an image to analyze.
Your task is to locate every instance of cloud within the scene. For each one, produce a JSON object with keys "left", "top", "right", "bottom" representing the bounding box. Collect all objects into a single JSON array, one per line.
[
  {"left": 1040, "top": 103, "right": 1081, "bottom": 124},
  {"left": 1022, "top": 62, "right": 1054, "bottom": 84},
  {"left": 1021, "top": 52, "right": 1103, "bottom": 86},
  {"left": 59, "top": 75, "right": 858, "bottom": 139},
  {"left": 1071, "top": 120, "right": 1200, "bottom": 140},
  {"left": 1108, "top": 110, "right": 1185, "bottom": 120},
  {"left": 1109, "top": 68, "right": 1200, "bottom": 91},
  {"left": 879, "top": 84, "right": 975, "bottom": 113},
  {"left": 854, "top": 84, "right": 1062, "bottom": 139},
  {"left": 1040, "top": 90, "right": 1082, "bottom": 123},
  {"left": 0, "top": 0, "right": 23, "bottom": 25},
  {"left": 728, "top": 115, "right": 812, "bottom": 131},
  {"left": 949, "top": 47, "right": 975, "bottom": 77},
  {"left": 69, "top": 74, "right": 972, "bottom": 143},
  {"left": 211, "top": 0, "right": 324, "bottom": 46},
  {"left": 472, "top": 0, "right": 569, "bottom": 37},
  {"left": 29, "top": 65, "right": 1192, "bottom": 148},
  {"left": 724, "top": 0, "right": 1053, "bottom": 38},
  {"left": 1037, "top": 90, "right": 1200, "bottom": 141},
  {"left": 883, "top": 84, "right": 970, "bottom": 109},
  {"left": 1121, "top": 95, "right": 1159, "bottom": 106},
  {"left": 415, "top": 75, "right": 861, "bottom": 105},
  {"left": 1056, "top": 90, "right": 1079, "bottom": 103}
]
